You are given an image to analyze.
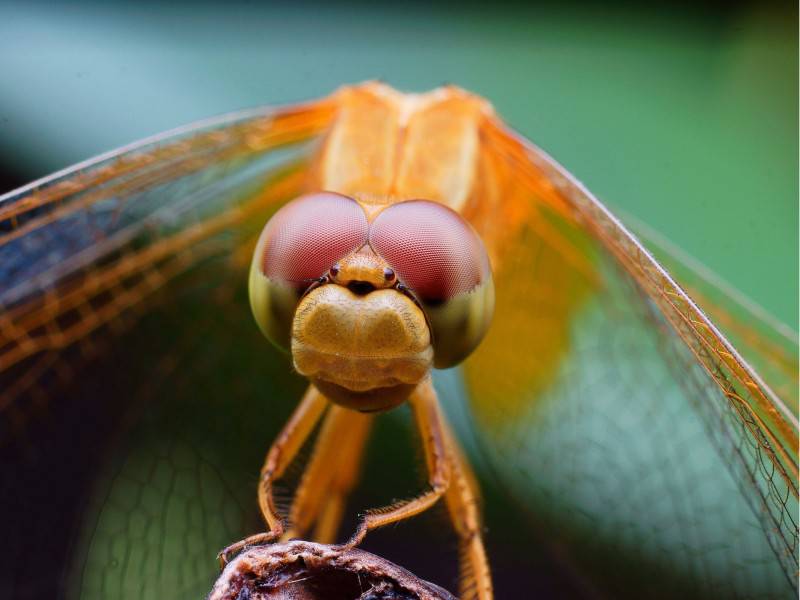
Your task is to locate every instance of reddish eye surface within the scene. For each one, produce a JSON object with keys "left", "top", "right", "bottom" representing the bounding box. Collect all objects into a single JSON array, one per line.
[
  {"left": 258, "top": 192, "right": 368, "bottom": 286},
  {"left": 369, "top": 200, "right": 490, "bottom": 302}
]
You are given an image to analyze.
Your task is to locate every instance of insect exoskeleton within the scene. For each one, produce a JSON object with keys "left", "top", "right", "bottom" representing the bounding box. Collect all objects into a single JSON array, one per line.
[{"left": 249, "top": 192, "right": 495, "bottom": 412}]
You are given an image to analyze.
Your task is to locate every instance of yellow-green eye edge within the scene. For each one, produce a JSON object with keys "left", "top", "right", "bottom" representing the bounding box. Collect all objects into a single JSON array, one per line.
[
  {"left": 425, "top": 276, "right": 495, "bottom": 369},
  {"left": 248, "top": 256, "right": 301, "bottom": 352}
]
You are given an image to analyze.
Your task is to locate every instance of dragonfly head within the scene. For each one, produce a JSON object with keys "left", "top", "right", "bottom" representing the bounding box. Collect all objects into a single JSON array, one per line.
[{"left": 249, "top": 192, "right": 494, "bottom": 412}]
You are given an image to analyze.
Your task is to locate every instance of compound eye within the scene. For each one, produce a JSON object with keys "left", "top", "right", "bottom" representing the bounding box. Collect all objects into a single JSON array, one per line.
[
  {"left": 258, "top": 192, "right": 369, "bottom": 286},
  {"left": 250, "top": 192, "right": 368, "bottom": 349},
  {"left": 369, "top": 200, "right": 494, "bottom": 368}
]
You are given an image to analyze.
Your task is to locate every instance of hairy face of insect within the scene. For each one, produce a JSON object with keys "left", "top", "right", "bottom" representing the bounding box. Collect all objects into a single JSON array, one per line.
[
  {"left": 291, "top": 256, "right": 434, "bottom": 412},
  {"left": 249, "top": 192, "right": 494, "bottom": 412}
]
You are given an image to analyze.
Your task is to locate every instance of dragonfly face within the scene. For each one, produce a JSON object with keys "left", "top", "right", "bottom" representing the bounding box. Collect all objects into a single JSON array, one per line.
[{"left": 250, "top": 191, "right": 494, "bottom": 412}]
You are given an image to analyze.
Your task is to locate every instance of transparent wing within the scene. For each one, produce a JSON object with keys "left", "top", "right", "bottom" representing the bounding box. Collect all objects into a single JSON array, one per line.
[
  {"left": 456, "top": 116, "right": 798, "bottom": 599},
  {"left": 625, "top": 216, "right": 798, "bottom": 412},
  {"left": 0, "top": 98, "right": 334, "bottom": 378},
  {"left": 0, "top": 97, "right": 336, "bottom": 598},
  {"left": 2, "top": 92, "right": 797, "bottom": 600}
]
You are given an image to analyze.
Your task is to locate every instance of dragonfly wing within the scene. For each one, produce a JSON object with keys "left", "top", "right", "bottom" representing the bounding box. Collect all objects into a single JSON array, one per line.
[
  {"left": 0, "top": 96, "right": 335, "bottom": 392},
  {"left": 0, "top": 96, "right": 336, "bottom": 598},
  {"left": 456, "top": 116, "right": 798, "bottom": 598},
  {"left": 625, "top": 215, "right": 798, "bottom": 413}
]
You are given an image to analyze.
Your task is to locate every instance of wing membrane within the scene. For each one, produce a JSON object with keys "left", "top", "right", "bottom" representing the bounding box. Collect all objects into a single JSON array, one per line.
[
  {"left": 0, "top": 98, "right": 335, "bottom": 392},
  {"left": 1, "top": 88, "right": 797, "bottom": 599},
  {"left": 0, "top": 98, "right": 336, "bottom": 598},
  {"left": 625, "top": 216, "right": 799, "bottom": 412},
  {"left": 459, "top": 116, "right": 798, "bottom": 598}
]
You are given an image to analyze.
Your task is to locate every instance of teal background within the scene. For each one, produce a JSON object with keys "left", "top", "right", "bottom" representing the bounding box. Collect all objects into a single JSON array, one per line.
[
  {"left": 0, "top": 4, "right": 796, "bottom": 597},
  {"left": 0, "top": 2, "right": 796, "bottom": 330}
]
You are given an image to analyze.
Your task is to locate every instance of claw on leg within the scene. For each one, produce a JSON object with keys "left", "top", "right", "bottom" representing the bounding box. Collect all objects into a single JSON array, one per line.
[
  {"left": 217, "top": 531, "right": 279, "bottom": 568},
  {"left": 218, "top": 378, "right": 493, "bottom": 598},
  {"left": 219, "top": 385, "right": 327, "bottom": 569},
  {"left": 345, "top": 377, "right": 452, "bottom": 548}
]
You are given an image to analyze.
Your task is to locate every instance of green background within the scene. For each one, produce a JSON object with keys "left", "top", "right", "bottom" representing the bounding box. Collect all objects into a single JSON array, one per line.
[
  {"left": 0, "top": 3, "right": 797, "bottom": 598},
  {"left": 0, "top": 1, "right": 796, "bottom": 329}
]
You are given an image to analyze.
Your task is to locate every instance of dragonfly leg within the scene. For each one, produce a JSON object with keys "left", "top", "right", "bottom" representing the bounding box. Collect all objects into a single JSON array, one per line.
[
  {"left": 345, "top": 377, "right": 451, "bottom": 548},
  {"left": 282, "top": 405, "right": 373, "bottom": 543},
  {"left": 441, "top": 420, "right": 494, "bottom": 600},
  {"left": 313, "top": 408, "right": 373, "bottom": 543},
  {"left": 217, "top": 384, "right": 328, "bottom": 568}
]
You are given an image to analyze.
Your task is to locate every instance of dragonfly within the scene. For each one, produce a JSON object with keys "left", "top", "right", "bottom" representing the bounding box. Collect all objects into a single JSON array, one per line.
[{"left": 0, "top": 82, "right": 796, "bottom": 600}]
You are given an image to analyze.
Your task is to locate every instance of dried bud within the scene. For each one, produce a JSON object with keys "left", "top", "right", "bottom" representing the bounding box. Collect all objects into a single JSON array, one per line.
[{"left": 209, "top": 541, "right": 456, "bottom": 600}]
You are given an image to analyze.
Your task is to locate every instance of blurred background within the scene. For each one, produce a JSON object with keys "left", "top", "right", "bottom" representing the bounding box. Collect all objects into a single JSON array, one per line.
[
  {"left": 0, "top": 2, "right": 797, "bottom": 599},
  {"left": 0, "top": 0, "right": 796, "bottom": 330}
]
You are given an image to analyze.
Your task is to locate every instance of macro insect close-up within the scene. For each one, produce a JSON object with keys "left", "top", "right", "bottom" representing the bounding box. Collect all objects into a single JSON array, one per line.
[{"left": 0, "top": 4, "right": 797, "bottom": 600}]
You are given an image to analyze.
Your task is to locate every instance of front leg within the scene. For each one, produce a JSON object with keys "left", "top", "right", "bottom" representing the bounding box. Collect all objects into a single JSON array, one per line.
[
  {"left": 282, "top": 405, "right": 374, "bottom": 543},
  {"left": 346, "top": 377, "right": 452, "bottom": 547},
  {"left": 218, "top": 385, "right": 328, "bottom": 567}
]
